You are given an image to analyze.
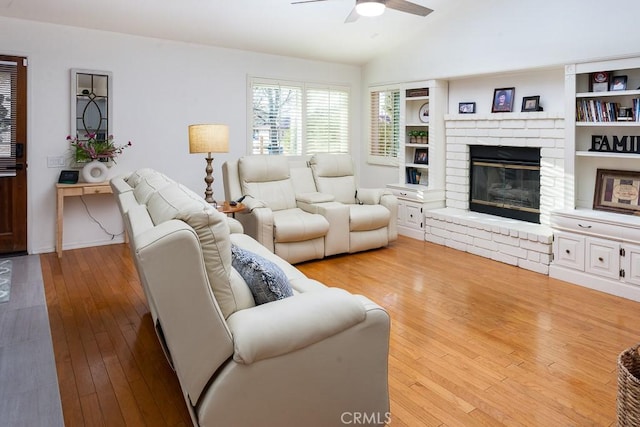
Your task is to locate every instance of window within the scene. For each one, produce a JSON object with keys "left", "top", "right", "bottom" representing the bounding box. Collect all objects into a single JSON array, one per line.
[
  {"left": 250, "top": 78, "right": 349, "bottom": 155},
  {"left": 368, "top": 86, "right": 400, "bottom": 166}
]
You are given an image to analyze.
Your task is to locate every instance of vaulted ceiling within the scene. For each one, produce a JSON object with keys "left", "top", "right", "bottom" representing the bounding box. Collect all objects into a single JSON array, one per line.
[{"left": 0, "top": 0, "right": 457, "bottom": 65}]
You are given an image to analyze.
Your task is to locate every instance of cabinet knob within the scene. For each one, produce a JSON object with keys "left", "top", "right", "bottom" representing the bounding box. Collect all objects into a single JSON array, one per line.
[
  {"left": 578, "top": 223, "right": 592, "bottom": 229},
  {"left": 598, "top": 257, "right": 604, "bottom": 262},
  {"left": 565, "top": 249, "right": 570, "bottom": 254}
]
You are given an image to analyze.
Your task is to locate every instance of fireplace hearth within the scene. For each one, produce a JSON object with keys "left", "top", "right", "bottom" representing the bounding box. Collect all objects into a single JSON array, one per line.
[{"left": 469, "top": 146, "right": 541, "bottom": 223}]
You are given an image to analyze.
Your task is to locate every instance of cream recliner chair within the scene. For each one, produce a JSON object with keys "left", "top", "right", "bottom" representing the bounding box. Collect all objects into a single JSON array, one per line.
[
  {"left": 309, "top": 153, "right": 398, "bottom": 253},
  {"left": 223, "top": 155, "right": 330, "bottom": 264},
  {"left": 110, "top": 168, "right": 391, "bottom": 427}
]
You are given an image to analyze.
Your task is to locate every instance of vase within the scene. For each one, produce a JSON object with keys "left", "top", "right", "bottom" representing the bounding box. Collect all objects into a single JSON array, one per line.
[{"left": 81, "top": 160, "right": 109, "bottom": 183}]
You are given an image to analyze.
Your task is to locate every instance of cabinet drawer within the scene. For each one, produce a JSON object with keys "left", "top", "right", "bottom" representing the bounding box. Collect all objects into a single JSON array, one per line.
[
  {"left": 83, "top": 185, "right": 112, "bottom": 195},
  {"left": 553, "top": 232, "right": 585, "bottom": 271},
  {"left": 585, "top": 237, "right": 620, "bottom": 280},
  {"left": 551, "top": 211, "right": 640, "bottom": 243}
]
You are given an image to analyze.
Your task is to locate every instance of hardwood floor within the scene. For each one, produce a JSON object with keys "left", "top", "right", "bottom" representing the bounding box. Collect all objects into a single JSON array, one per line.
[{"left": 41, "top": 237, "right": 640, "bottom": 426}]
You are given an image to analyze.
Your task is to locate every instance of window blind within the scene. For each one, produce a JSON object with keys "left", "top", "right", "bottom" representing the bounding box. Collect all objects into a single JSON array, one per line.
[
  {"left": 250, "top": 78, "right": 350, "bottom": 155},
  {"left": 0, "top": 60, "right": 16, "bottom": 177},
  {"left": 369, "top": 88, "right": 400, "bottom": 161},
  {"left": 251, "top": 81, "right": 302, "bottom": 155},
  {"left": 306, "top": 88, "right": 349, "bottom": 154}
]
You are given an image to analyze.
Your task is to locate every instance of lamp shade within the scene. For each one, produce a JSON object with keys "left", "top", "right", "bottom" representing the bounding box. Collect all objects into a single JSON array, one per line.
[
  {"left": 356, "top": 0, "right": 386, "bottom": 17},
  {"left": 188, "top": 124, "right": 229, "bottom": 154}
]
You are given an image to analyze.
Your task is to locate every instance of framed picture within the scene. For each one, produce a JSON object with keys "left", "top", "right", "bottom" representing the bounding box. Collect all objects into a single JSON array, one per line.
[
  {"left": 413, "top": 148, "right": 428, "bottom": 164},
  {"left": 521, "top": 96, "right": 540, "bottom": 112},
  {"left": 590, "top": 71, "right": 610, "bottom": 92},
  {"left": 458, "top": 102, "right": 476, "bottom": 114},
  {"left": 610, "top": 75, "right": 628, "bottom": 91},
  {"left": 593, "top": 169, "right": 640, "bottom": 215},
  {"left": 491, "top": 87, "right": 515, "bottom": 113},
  {"left": 418, "top": 102, "right": 429, "bottom": 123}
]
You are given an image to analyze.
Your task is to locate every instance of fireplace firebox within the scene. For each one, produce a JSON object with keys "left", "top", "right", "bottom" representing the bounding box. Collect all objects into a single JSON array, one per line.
[{"left": 469, "top": 146, "right": 541, "bottom": 223}]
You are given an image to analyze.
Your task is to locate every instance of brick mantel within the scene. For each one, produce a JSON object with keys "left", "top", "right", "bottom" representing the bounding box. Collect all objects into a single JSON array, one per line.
[
  {"left": 443, "top": 112, "right": 565, "bottom": 226},
  {"left": 423, "top": 112, "right": 565, "bottom": 274}
]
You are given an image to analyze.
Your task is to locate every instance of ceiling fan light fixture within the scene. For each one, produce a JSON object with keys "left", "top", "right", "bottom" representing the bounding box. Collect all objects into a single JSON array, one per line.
[{"left": 355, "top": 0, "right": 386, "bottom": 17}]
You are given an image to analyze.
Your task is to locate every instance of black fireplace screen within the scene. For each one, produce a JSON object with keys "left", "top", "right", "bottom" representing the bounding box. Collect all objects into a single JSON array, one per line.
[{"left": 469, "top": 146, "right": 541, "bottom": 223}]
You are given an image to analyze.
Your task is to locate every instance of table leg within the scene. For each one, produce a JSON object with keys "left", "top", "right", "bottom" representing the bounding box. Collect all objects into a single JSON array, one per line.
[{"left": 56, "top": 189, "right": 63, "bottom": 258}]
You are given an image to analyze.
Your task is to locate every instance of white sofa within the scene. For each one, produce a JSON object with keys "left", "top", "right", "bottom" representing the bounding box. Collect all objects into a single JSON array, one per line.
[
  {"left": 223, "top": 154, "right": 398, "bottom": 264},
  {"left": 110, "top": 168, "right": 391, "bottom": 427}
]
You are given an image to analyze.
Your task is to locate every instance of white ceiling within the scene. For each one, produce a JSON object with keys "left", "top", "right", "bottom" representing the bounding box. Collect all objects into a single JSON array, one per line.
[{"left": 0, "top": 0, "right": 452, "bottom": 65}]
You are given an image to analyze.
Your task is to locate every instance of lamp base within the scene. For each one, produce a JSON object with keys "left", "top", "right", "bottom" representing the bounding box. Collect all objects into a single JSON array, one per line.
[{"left": 203, "top": 154, "right": 216, "bottom": 205}]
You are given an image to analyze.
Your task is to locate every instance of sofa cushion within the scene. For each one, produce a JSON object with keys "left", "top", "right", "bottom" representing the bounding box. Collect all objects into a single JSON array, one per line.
[
  {"left": 146, "top": 183, "right": 245, "bottom": 318},
  {"left": 349, "top": 204, "right": 390, "bottom": 231},
  {"left": 238, "top": 156, "right": 297, "bottom": 211},
  {"left": 133, "top": 171, "right": 176, "bottom": 204},
  {"left": 272, "top": 208, "right": 329, "bottom": 243},
  {"left": 310, "top": 154, "right": 358, "bottom": 204},
  {"left": 231, "top": 245, "right": 293, "bottom": 305}
]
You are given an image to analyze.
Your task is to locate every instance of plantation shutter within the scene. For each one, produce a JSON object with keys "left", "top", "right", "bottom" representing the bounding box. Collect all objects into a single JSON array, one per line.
[
  {"left": 251, "top": 80, "right": 302, "bottom": 155},
  {"left": 0, "top": 61, "right": 17, "bottom": 177},
  {"left": 369, "top": 87, "right": 400, "bottom": 162},
  {"left": 305, "top": 88, "right": 349, "bottom": 154}
]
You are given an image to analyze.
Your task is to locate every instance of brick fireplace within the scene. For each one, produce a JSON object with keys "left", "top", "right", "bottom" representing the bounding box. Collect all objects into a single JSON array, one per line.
[{"left": 424, "top": 112, "right": 565, "bottom": 274}]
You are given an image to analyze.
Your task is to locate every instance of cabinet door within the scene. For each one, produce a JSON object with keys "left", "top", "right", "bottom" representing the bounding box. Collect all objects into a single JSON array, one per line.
[
  {"left": 405, "top": 203, "right": 423, "bottom": 230},
  {"left": 396, "top": 200, "right": 407, "bottom": 226},
  {"left": 553, "top": 231, "right": 585, "bottom": 271},
  {"left": 585, "top": 237, "right": 620, "bottom": 280},
  {"left": 623, "top": 244, "right": 640, "bottom": 286}
]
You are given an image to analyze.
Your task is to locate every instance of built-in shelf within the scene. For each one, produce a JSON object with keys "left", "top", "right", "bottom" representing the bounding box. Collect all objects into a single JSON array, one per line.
[
  {"left": 576, "top": 151, "right": 640, "bottom": 158},
  {"left": 576, "top": 89, "right": 640, "bottom": 98}
]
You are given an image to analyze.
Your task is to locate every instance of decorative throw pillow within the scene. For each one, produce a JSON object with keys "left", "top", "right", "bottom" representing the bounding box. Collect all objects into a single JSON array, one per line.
[{"left": 231, "top": 244, "right": 293, "bottom": 305}]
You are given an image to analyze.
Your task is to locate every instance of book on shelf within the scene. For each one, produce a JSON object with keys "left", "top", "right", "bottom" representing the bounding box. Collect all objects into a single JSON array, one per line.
[{"left": 405, "top": 167, "right": 421, "bottom": 185}]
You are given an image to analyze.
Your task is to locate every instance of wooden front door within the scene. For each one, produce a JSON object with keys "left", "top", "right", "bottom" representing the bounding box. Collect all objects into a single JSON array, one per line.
[{"left": 0, "top": 56, "right": 27, "bottom": 254}]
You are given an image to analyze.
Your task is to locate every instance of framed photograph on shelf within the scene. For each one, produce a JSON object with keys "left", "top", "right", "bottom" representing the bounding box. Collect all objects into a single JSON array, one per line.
[
  {"left": 590, "top": 71, "right": 610, "bottom": 92},
  {"left": 491, "top": 87, "right": 515, "bottom": 112},
  {"left": 458, "top": 102, "right": 476, "bottom": 114},
  {"left": 521, "top": 96, "right": 540, "bottom": 112},
  {"left": 413, "top": 148, "right": 428, "bottom": 164},
  {"left": 610, "top": 75, "right": 628, "bottom": 91},
  {"left": 418, "top": 102, "right": 429, "bottom": 123},
  {"left": 593, "top": 169, "right": 640, "bottom": 215}
]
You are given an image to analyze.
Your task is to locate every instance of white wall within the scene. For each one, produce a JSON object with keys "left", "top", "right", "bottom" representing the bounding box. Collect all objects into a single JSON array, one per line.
[
  {"left": 0, "top": 17, "right": 361, "bottom": 254},
  {"left": 360, "top": 0, "right": 640, "bottom": 188}
]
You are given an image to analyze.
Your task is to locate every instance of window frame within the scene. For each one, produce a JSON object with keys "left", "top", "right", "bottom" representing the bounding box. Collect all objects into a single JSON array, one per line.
[
  {"left": 248, "top": 76, "right": 351, "bottom": 157},
  {"left": 367, "top": 84, "right": 401, "bottom": 167}
]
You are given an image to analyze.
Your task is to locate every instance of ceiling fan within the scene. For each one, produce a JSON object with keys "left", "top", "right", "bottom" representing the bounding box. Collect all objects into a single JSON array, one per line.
[{"left": 291, "top": 0, "right": 433, "bottom": 23}]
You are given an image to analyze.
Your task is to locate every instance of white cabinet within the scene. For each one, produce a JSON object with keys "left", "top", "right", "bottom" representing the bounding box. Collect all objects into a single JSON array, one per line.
[
  {"left": 386, "top": 184, "right": 445, "bottom": 240},
  {"left": 549, "top": 209, "right": 640, "bottom": 301}
]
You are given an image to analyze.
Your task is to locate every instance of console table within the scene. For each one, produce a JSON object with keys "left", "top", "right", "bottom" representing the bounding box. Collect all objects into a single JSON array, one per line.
[{"left": 56, "top": 181, "right": 113, "bottom": 258}]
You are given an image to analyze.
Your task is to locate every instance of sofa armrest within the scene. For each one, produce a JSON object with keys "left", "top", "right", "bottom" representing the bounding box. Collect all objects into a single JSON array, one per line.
[
  {"left": 296, "top": 192, "right": 335, "bottom": 204},
  {"left": 226, "top": 217, "right": 244, "bottom": 234},
  {"left": 235, "top": 206, "right": 276, "bottom": 252},
  {"left": 226, "top": 288, "right": 366, "bottom": 364},
  {"left": 356, "top": 188, "right": 389, "bottom": 205}
]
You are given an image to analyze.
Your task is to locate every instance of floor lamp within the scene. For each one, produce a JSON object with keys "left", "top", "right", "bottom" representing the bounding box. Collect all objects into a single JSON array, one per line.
[{"left": 188, "top": 124, "right": 229, "bottom": 206}]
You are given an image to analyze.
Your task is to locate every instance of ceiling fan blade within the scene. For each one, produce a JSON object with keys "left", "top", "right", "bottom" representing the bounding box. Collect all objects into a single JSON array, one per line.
[
  {"left": 291, "top": 0, "right": 329, "bottom": 4},
  {"left": 344, "top": 6, "right": 360, "bottom": 23},
  {"left": 385, "top": 0, "right": 433, "bottom": 17}
]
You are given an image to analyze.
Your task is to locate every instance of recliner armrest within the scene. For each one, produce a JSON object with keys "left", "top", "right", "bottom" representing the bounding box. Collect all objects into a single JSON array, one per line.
[
  {"left": 226, "top": 288, "right": 366, "bottom": 364},
  {"left": 241, "top": 196, "right": 268, "bottom": 211},
  {"left": 356, "top": 188, "right": 389, "bottom": 205},
  {"left": 296, "top": 192, "right": 335, "bottom": 204}
]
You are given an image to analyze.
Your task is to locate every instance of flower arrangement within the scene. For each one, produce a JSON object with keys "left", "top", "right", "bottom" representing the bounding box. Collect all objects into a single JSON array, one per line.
[{"left": 67, "top": 133, "right": 132, "bottom": 163}]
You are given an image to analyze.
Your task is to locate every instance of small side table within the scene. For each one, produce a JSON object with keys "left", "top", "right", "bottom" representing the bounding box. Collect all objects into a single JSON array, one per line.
[
  {"left": 56, "top": 181, "right": 113, "bottom": 258},
  {"left": 217, "top": 202, "right": 246, "bottom": 218}
]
